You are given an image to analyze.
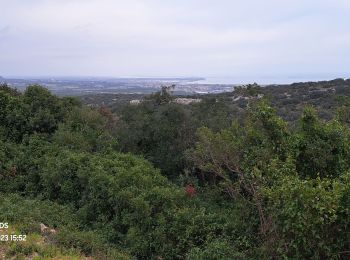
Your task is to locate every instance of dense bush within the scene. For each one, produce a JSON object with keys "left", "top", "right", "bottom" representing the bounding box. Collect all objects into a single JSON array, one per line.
[
  {"left": 189, "top": 102, "right": 350, "bottom": 258},
  {"left": 1, "top": 84, "right": 350, "bottom": 259},
  {"left": 117, "top": 92, "right": 237, "bottom": 179},
  {"left": 10, "top": 148, "right": 250, "bottom": 258},
  {"left": 0, "top": 194, "right": 130, "bottom": 259},
  {"left": 265, "top": 173, "right": 350, "bottom": 259}
]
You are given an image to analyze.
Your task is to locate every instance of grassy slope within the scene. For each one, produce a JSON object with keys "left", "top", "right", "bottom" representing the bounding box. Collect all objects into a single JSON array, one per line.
[{"left": 0, "top": 194, "right": 130, "bottom": 260}]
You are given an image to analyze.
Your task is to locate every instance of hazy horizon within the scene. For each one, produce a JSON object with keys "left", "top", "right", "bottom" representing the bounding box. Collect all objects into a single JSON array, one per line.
[{"left": 2, "top": 74, "right": 349, "bottom": 86}]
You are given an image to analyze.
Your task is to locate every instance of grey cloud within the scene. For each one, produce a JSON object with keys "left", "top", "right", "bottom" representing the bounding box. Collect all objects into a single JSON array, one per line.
[{"left": 0, "top": 0, "right": 349, "bottom": 79}]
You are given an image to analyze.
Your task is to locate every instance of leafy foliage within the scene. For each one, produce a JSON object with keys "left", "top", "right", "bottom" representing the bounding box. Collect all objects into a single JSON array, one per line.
[
  {"left": 189, "top": 102, "right": 350, "bottom": 258},
  {"left": 1, "top": 84, "right": 350, "bottom": 259}
]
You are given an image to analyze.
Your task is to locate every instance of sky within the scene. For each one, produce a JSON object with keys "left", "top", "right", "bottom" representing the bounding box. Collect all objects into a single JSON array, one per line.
[{"left": 0, "top": 0, "right": 350, "bottom": 82}]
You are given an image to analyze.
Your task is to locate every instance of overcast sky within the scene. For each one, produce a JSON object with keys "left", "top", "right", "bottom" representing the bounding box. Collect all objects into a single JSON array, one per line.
[{"left": 1, "top": 0, "right": 350, "bottom": 81}]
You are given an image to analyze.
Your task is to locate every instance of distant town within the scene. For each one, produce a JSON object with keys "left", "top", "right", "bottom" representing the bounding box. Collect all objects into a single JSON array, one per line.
[{"left": 0, "top": 76, "right": 235, "bottom": 96}]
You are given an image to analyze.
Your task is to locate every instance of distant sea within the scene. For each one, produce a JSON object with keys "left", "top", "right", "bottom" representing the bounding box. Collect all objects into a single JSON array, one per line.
[
  {"left": 3, "top": 75, "right": 349, "bottom": 96},
  {"left": 194, "top": 75, "right": 349, "bottom": 85}
]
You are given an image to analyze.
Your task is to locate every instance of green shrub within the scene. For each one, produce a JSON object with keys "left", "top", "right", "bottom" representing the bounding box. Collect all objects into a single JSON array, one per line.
[{"left": 265, "top": 173, "right": 350, "bottom": 259}]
